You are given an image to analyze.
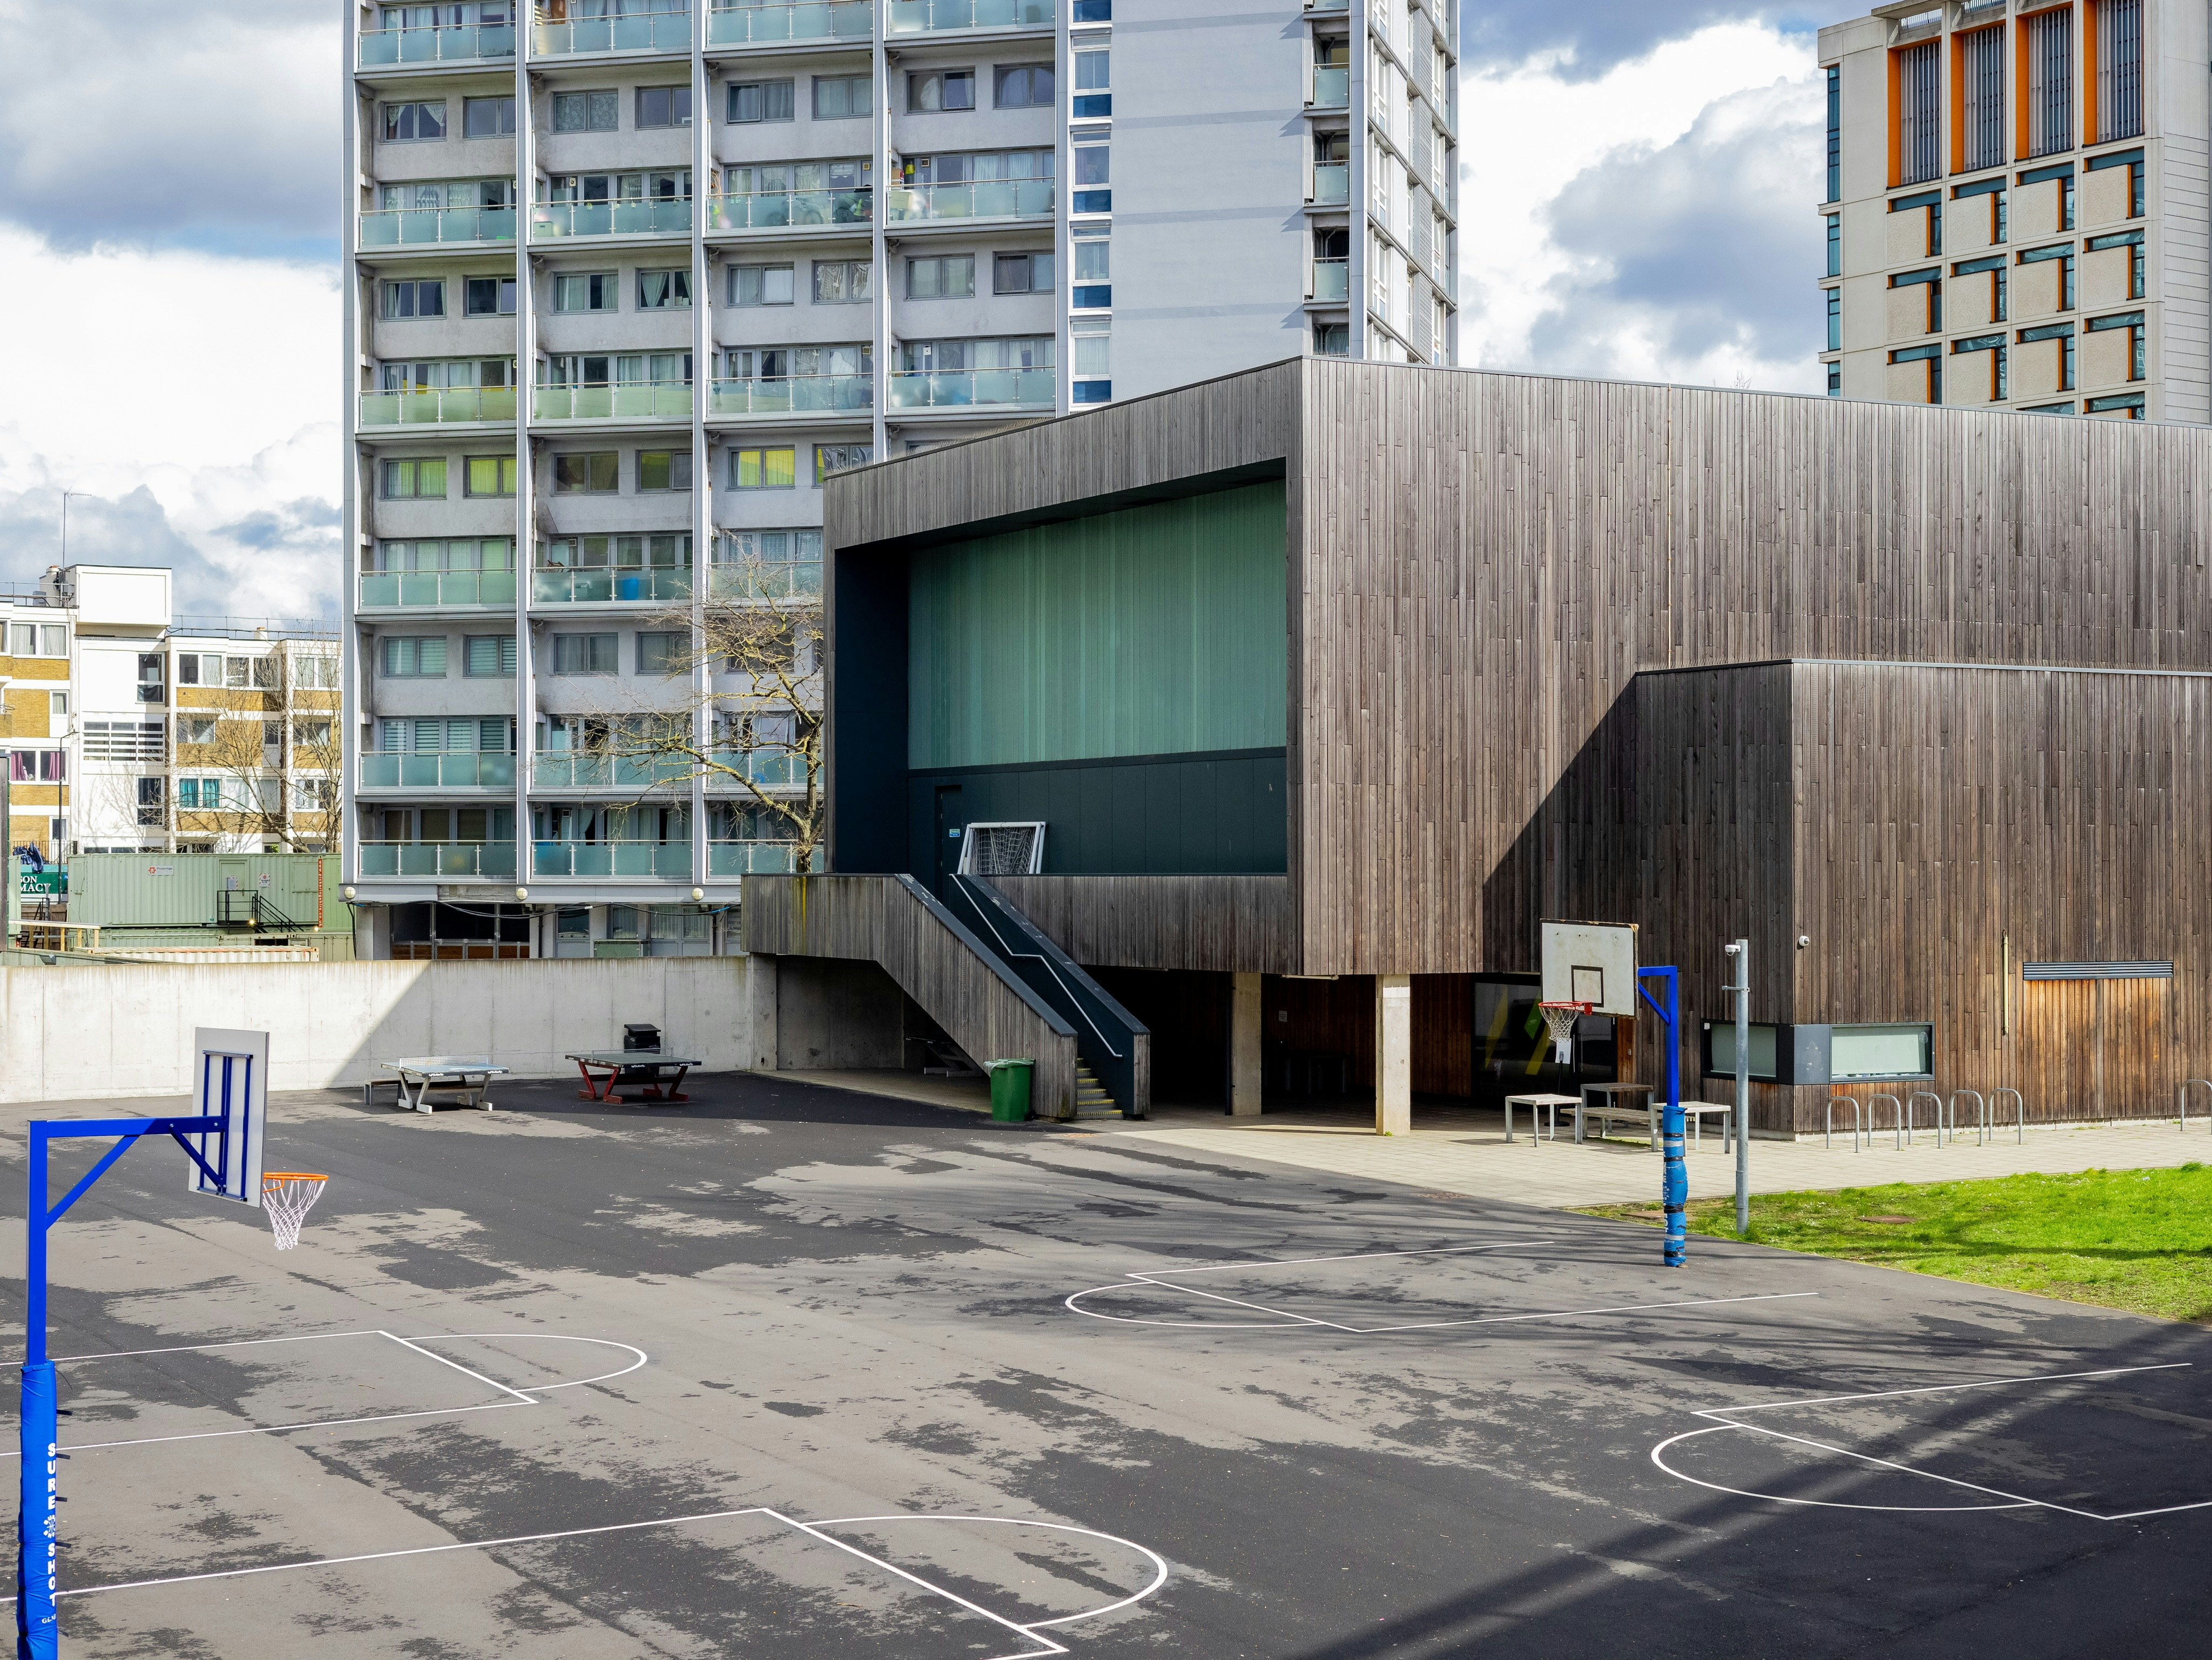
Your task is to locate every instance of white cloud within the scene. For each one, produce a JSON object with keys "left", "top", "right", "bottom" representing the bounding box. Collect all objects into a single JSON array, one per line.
[{"left": 1456, "top": 22, "right": 1818, "bottom": 387}]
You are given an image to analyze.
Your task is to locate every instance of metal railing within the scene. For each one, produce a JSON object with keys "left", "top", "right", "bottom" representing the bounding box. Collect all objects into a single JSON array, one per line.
[
  {"left": 1310, "top": 66, "right": 1350, "bottom": 107},
  {"left": 886, "top": 179, "right": 1054, "bottom": 222},
  {"left": 1311, "top": 163, "right": 1350, "bottom": 205},
  {"left": 531, "top": 198, "right": 691, "bottom": 239},
  {"left": 709, "top": 561, "right": 821, "bottom": 598},
  {"left": 359, "top": 206, "right": 516, "bottom": 247},
  {"left": 1904, "top": 1089, "right": 1944, "bottom": 1146},
  {"left": 531, "top": 840, "right": 691, "bottom": 878},
  {"left": 359, "top": 752, "right": 516, "bottom": 789},
  {"left": 709, "top": 375, "right": 873, "bottom": 415},
  {"left": 887, "top": 0, "right": 1051, "bottom": 31},
  {"left": 1824, "top": 1096, "right": 1864, "bottom": 1151},
  {"left": 532, "top": 12, "right": 691, "bottom": 54},
  {"left": 358, "top": 22, "right": 517, "bottom": 63},
  {"left": 1311, "top": 258, "right": 1349, "bottom": 300},
  {"left": 530, "top": 754, "right": 692, "bottom": 788},
  {"left": 359, "top": 387, "right": 517, "bottom": 427},
  {"left": 358, "top": 842, "right": 516, "bottom": 879},
  {"left": 1992, "top": 1087, "right": 2025, "bottom": 1142},
  {"left": 706, "top": 190, "right": 873, "bottom": 231},
  {"left": 1946, "top": 1089, "right": 1985, "bottom": 1148},
  {"left": 531, "top": 383, "right": 694, "bottom": 421},
  {"left": 710, "top": 0, "right": 872, "bottom": 42},
  {"left": 708, "top": 841, "right": 807, "bottom": 874},
  {"left": 358, "top": 569, "right": 517, "bottom": 609},
  {"left": 888, "top": 367, "right": 1055, "bottom": 409},
  {"left": 531, "top": 566, "right": 693, "bottom": 603}
]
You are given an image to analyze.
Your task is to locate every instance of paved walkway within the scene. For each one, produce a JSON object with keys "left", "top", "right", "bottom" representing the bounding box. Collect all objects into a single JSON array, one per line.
[{"left": 1103, "top": 1105, "right": 2212, "bottom": 1209}]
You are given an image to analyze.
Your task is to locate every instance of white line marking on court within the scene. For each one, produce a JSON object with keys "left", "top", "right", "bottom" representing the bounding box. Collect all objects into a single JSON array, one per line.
[
  {"left": 1650, "top": 1362, "right": 2207, "bottom": 1521},
  {"left": 0, "top": 1332, "right": 650, "bottom": 1459},
  {"left": 1, "top": 1507, "right": 1170, "bottom": 1658}
]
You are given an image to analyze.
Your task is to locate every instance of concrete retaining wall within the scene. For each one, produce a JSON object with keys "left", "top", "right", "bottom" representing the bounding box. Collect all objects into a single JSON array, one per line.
[{"left": 0, "top": 957, "right": 751, "bottom": 1102}]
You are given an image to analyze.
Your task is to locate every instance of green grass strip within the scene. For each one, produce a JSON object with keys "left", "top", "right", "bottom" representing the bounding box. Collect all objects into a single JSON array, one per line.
[{"left": 1578, "top": 1164, "right": 2212, "bottom": 1325}]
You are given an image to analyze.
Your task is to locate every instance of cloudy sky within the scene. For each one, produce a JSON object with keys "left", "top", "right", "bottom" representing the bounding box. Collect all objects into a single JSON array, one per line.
[{"left": 0, "top": 1, "right": 1827, "bottom": 622}]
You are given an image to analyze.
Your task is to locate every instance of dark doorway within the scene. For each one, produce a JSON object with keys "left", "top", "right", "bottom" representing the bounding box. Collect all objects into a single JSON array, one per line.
[{"left": 932, "top": 784, "right": 964, "bottom": 895}]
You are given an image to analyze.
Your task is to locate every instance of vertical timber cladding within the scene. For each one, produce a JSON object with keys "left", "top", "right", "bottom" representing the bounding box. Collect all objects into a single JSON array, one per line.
[{"left": 905, "top": 481, "right": 1291, "bottom": 876}]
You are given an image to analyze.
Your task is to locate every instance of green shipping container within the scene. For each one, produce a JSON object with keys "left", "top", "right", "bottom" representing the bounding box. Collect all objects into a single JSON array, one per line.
[{"left": 66, "top": 853, "right": 345, "bottom": 933}]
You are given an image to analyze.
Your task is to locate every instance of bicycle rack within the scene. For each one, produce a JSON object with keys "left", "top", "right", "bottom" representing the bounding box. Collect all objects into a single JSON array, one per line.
[
  {"left": 1905, "top": 1089, "right": 1945, "bottom": 1147},
  {"left": 1948, "top": 1089, "right": 1987, "bottom": 1146},
  {"left": 2181, "top": 1078, "right": 2212, "bottom": 1132},
  {"left": 1825, "top": 1096, "right": 1866, "bottom": 1151},
  {"left": 1865, "top": 1092, "right": 1905, "bottom": 1150},
  {"left": 1991, "top": 1087, "right": 2025, "bottom": 1144}
]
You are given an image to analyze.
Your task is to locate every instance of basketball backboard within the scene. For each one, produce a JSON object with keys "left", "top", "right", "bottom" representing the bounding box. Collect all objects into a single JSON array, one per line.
[
  {"left": 1540, "top": 921, "right": 1639, "bottom": 1018},
  {"left": 185, "top": 1028, "right": 267, "bottom": 1206}
]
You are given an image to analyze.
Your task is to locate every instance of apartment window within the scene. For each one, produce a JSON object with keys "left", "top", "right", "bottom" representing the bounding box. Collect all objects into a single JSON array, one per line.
[
  {"left": 2086, "top": 392, "right": 2145, "bottom": 418},
  {"left": 1074, "top": 0, "right": 1110, "bottom": 17},
  {"left": 1955, "top": 253, "right": 2008, "bottom": 321},
  {"left": 552, "top": 634, "right": 619, "bottom": 675},
  {"left": 1952, "top": 334, "right": 2007, "bottom": 401},
  {"left": 2087, "top": 146, "right": 2147, "bottom": 218},
  {"left": 9, "top": 750, "right": 65, "bottom": 784},
  {"left": 636, "top": 632, "right": 684, "bottom": 674},
  {"left": 1824, "top": 64, "right": 1840, "bottom": 203},
  {"left": 1073, "top": 140, "right": 1110, "bottom": 213},
  {"left": 1957, "top": 25, "right": 2005, "bottom": 174},
  {"left": 730, "top": 264, "right": 795, "bottom": 306},
  {"left": 2019, "top": 161, "right": 2075, "bottom": 231},
  {"left": 638, "top": 449, "right": 694, "bottom": 491},
  {"left": 2098, "top": 0, "right": 2142, "bottom": 142},
  {"left": 814, "top": 444, "right": 872, "bottom": 482},
  {"left": 2088, "top": 230, "right": 2147, "bottom": 299},
  {"left": 1890, "top": 188, "right": 1941, "bottom": 257},
  {"left": 2026, "top": 5, "right": 2073, "bottom": 157},
  {"left": 224, "top": 656, "right": 252, "bottom": 689},
  {"left": 813, "top": 75, "right": 871, "bottom": 120},
  {"left": 1890, "top": 342, "right": 1943, "bottom": 403},
  {"left": 464, "top": 454, "right": 517, "bottom": 497},
  {"left": 466, "top": 276, "right": 517, "bottom": 316},
  {"left": 812, "top": 260, "right": 872, "bottom": 303},
  {"left": 1072, "top": 318, "right": 1110, "bottom": 402},
  {"left": 551, "top": 90, "right": 619, "bottom": 133},
  {"left": 1314, "top": 322, "right": 1349, "bottom": 357},
  {"left": 381, "top": 279, "right": 445, "bottom": 319},
  {"left": 81, "top": 721, "right": 164, "bottom": 761},
  {"left": 554, "top": 453, "right": 620, "bottom": 494},
  {"left": 463, "top": 96, "right": 516, "bottom": 138},
  {"left": 907, "top": 254, "right": 975, "bottom": 299},
  {"left": 1825, "top": 286, "right": 1841, "bottom": 350},
  {"left": 2087, "top": 310, "right": 2147, "bottom": 380},
  {"left": 379, "top": 457, "right": 447, "bottom": 499},
  {"left": 636, "top": 86, "right": 692, "bottom": 129},
  {"left": 1073, "top": 45, "right": 1110, "bottom": 118},
  {"left": 383, "top": 100, "right": 446, "bottom": 141},
  {"left": 295, "top": 654, "right": 340, "bottom": 689},
  {"left": 729, "top": 79, "right": 795, "bottom": 124},
  {"left": 1826, "top": 362, "right": 1842, "bottom": 397},
  {"left": 1896, "top": 41, "right": 1939, "bottom": 186},
  {"left": 136, "top": 776, "right": 164, "bottom": 826},
  {"left": 1072, "top": 232, "right": 1109, "bottom": 308},
  {"left": 293, "top": 718, "right": 332, "bottom": 748},
  {"left": 177, "top": 778, "right": 220, "bottom": 810},
  {"left": 1824, "top": 214, "right": 1840, "bottom": 279},
  {"left": 381, "top": 637, "right": 449, "bottom": 678},
  {"left": 6, "top": 624, "right": 60, "bottom": 658},
  {"left": 1891, "top": 266, "right": 1941, "bottom": 331},
  {"left": 464, "top": 635, "right": 517, "bottom": 677},
  {"left": 994, "top": 251, "right": 1054, "bottom": 294},
  {"left": 731, "top": 447, "right": 798, "bottom": 489},
  {"left": 637, "top": 268, "right": 691, "bottom": 309},
  {"left": 1953, "top": 175, "right": 2007, "bottom": 245},
  {"left": 995, "top": 64, "right": 1055, "bottom": 109},
  {"left": 2020, "top": 242, "right": 2076, "bottom": 310},
  {"left": 50, "top": 692, "right": 68, "bottom": 718},
  {"left": 554, "top": 272, "right": 618, "bottom": 313},
  {"left": 908, "top": 69, "right": 975, "bottom": 113}
]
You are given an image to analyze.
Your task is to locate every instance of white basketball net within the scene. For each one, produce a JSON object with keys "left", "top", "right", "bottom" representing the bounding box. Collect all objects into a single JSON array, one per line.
[
  {"left": 262, "top": 1173, "right": 328, "bottom": 1251},
  {"left": 1537, "top": 1002, "right": 1589, "bottom": 1062}
]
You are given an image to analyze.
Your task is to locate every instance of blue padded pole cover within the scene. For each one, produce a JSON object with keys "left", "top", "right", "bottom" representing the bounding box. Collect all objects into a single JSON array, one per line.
[{"left": 17, "top": 1360, "right": 57, "bottom": 1659}]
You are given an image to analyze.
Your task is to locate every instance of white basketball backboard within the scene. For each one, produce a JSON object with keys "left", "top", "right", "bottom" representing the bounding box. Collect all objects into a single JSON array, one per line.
[
  {"left": 1540, "top": 921, "right": 1639, "bottom": 1018},
  {"left": 186, "top": 1028, "right": 268, "bottom": 1206}
]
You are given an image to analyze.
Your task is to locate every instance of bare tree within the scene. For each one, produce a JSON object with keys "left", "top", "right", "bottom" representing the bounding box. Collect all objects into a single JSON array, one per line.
[
  {"left": 175, "top": 650, "right": 342, "bottom": 853},
  {"left": 572, "top": 552, "right": 824, "bottom": 873}
]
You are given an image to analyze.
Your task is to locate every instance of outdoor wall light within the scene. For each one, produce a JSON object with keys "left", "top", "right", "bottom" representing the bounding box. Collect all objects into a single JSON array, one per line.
[
  {"left": 691, "top": 887, "right": 704, "bottom": 902},
  {"left": 515, "top": 887, "right": 529, "bottom": 901},
  {"left": 341, "top": 885, "right": 356, "bottom": 901}
]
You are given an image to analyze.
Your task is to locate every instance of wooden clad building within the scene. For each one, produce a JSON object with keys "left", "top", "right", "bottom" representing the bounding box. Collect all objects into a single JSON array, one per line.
[{"left": 764, "top": 357, "right": 2212, "bottom": 1133}]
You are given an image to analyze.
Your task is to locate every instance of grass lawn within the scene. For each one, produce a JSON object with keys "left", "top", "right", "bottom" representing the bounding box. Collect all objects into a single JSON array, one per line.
[{"left": 1579, "top": 1164, "right": 2212, "bottom": 1324}]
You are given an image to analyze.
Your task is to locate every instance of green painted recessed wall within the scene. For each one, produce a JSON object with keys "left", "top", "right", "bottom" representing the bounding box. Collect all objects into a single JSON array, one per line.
[{"left": 908, "top": 482, "right": 1288, "bottom": 770}]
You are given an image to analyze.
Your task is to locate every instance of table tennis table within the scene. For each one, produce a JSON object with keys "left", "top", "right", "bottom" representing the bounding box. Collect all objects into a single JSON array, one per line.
[
  {"left": 368, "top": 1056, "right": 508, "bottom": 1114},
  {"left": 567, "top": 1050, "right": 699, "bottom": 1104}
]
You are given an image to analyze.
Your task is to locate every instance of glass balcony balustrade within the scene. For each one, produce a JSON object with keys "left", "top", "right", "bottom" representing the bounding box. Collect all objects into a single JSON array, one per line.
[
  {"left": 709, "top": 375, "right": 873, "bottom": 416},
  {"left": 359, "top": 569, "right": 517, "bottom": 609},
  {"left": 531, "top": 754, "right": 692, "bottom": 788},
  {"left": 707, "top": 841, "right": 806, "bottom": 875},
  {"left": 1311, "top": 163, "right": 1350, "bottom": 205},
  {"left": 359, "top": 205, "right": 516, "bottom": 248},
  {"left": 531, "top": 198, "right": 691, "bottom": 240},
  {"left": 358, "top": 752, "right": 516, "bottom": 789},
  {"left": 888, "top": 367, "right": 1056, "bottom": 408},
  {"left": 531, "top": 382, "right": 694, "bottom": 421},
  {"left": 1303, "top": 0, "right": 1350, "bottom": 10},
  {"left": 531, "top": 840, "right": 691, "bottom": 878},
  {"left": 532, "top": 10, "right": 691, "bottom": 55},
  {"left": 1310, "top": 66, "right": 1350, "bottom": 107},
  {"left": 699, "top": 749, "right": 807, "bottom": 788},
  {"left": 706, "top": 190, "right": 873, "bottom": 231},
  {"left": 358, "top": 842, "right": 516, "bottom": 879},
  {"left": 709, "top": 1, "right": 872, "bottom": 43},
  {"left": 358, "top": 21, "right": 516, "bottom": 64},
  {"left": 358, "top": 387, "right": 517, "bottom": 428},
  {"left": 887, "top": 0, "right": 1051, "bottom": 32},
  {"left": 1311, "top": 258, "right": 1350, "bottom": 300},
  {"left": 708, "top": 560, "right": 822, "bottom": 599},
  {"left": 531, "top": 566, "right": 693, "bottom": 603},
  {"left": 886, "top": 179, "right": 1054, "bottom": 223}
]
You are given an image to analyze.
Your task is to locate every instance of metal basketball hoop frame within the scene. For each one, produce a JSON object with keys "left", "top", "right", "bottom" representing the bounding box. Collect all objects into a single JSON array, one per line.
[{"left": 1536, "top": 1000, "right": 1593, "bottom": 1059}]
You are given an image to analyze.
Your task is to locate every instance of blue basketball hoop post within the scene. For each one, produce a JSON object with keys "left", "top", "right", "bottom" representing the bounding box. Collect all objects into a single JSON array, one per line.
[
  {"left": 1636, "top": 967, "right": 1688, "bottom": 1268},
  {"left": 17, "top": 1114, "right": 230, "bottom": 1660}
]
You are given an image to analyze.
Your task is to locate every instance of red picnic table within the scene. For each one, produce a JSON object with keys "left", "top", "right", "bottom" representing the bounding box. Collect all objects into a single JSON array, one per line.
[{"left": 565, "top": 1050, "right": 700, "bottom": 1104}]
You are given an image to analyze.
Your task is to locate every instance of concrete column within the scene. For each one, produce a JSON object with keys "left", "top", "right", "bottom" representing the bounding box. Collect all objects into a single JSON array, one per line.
[
  {"left": 1375, "top": 974, "right": 1412, "bottom": 1135},
  {"left": 746, "top": 953, "right": 779, "bottom": 1072},
  {"left": 1229, "top": 971, "right": 1263, "bottom": 1116}
]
